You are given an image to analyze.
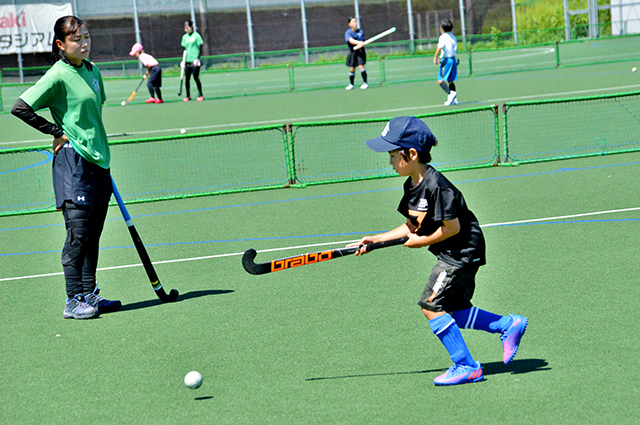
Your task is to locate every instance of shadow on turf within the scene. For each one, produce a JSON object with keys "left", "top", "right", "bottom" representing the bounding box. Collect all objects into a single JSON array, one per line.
[
  {"left": 305, "top": 358, "right": 549, "bottom": 381},
  {"left": 119, "top": 289, "right": 234, "bottom": 312}
]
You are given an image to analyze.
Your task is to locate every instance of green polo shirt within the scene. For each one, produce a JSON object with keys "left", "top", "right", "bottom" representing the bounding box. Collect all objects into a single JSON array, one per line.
[
  {"left": 20, "top": 60, "right": 110, "bottom": 169},
  {"left": 181, "top": 31, "right": 204, "bottom": 63}
]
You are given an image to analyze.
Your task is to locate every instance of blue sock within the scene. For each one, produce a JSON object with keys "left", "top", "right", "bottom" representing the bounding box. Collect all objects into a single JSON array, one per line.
[
  {"left": 429, "top": 313, "right": 476, "bottom": 367},
  {"left": 452, "top": 307, "right": 513, "bottom": 334}
]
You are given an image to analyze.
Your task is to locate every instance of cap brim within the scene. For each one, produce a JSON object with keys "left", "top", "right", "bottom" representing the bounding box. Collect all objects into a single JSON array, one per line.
[{"left": 365, "top": 136, "right": 399, "bottom": 152}]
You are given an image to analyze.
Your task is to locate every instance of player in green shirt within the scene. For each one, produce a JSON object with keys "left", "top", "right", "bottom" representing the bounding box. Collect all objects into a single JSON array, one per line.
[
  {"left": 12, "top": 16, "right": 121, "bottom": 319},
  {"left": 181, "top": 20, "right": 205, "bottom": 102}
]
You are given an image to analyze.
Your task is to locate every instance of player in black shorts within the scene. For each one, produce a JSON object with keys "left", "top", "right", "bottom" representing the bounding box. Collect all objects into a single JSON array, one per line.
[
  {"left": 344, "top": 17, "right": 368, "bottom": 90},
  {"left": 350, "top": 116, "right": 528, "bottom": 386},
  {"left": 12, "top": 16, "right": 121, "bottom": 319}
]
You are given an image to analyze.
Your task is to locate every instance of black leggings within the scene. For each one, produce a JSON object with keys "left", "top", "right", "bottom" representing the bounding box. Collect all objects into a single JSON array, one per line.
[
  {"left": 61, "top": 200, "right": 109, "bottom": 298},
  {"left": 184, "top": 64, "right": 202, "bottom": 98},
  {"left": 147, "top": 65, "right": 163, "bottom": 100}
]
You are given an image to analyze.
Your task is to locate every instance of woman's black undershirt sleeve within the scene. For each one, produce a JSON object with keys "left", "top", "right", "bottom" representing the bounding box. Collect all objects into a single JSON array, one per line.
[{"left": 11, "top": 98, "right": 65, "bottom": 139}]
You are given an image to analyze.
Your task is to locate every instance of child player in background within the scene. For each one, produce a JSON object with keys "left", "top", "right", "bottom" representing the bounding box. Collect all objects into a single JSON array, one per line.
[
  {"left": 433, "top": 19, "right": 458, "bottom": 106},
  {"left": 11, "top": 16, "right": 121, "bottom": 319},
  {"left": 129, "top": 42, "right": 163, "bottom": 104},
  {"left": 181, "top": 20, "right": 205, "bottom": 102},
  {"left": 350, "top": 116, "right": 528, "bottom": 386},
  {"left": 344, "top": 17, "right": 368, "bottom": 90}
]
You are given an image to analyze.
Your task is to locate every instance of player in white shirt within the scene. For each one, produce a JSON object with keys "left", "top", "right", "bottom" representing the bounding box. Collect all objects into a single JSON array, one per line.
[{"left": 433, "top": 19, "right": 458, "bottom": 106}]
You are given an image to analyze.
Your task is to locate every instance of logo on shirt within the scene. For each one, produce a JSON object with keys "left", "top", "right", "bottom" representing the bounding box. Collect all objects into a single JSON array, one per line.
[
  {"left": 92, "top": 79, "right": 100, "bottom": 92},
  {"left": 418, "top": 198, "right": 428, "bottom": 210},
  {"left": 77, "top": 195, "right": 86, "bottom": 202}
]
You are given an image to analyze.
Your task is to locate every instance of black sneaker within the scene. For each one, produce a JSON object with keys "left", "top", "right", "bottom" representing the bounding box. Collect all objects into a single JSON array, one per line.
[{"left": 85, "top": 288, "right": 121, "bottom": 314}]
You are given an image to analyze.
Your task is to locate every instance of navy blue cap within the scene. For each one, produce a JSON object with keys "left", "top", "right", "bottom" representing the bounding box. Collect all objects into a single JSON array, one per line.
[{"left": 365, "top": 116, "right": 437, "bottom": 153}]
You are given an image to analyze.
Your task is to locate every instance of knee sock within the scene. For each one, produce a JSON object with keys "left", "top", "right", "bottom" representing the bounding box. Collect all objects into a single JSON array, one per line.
[
  {"left": 360, "top": 69, "right": 368, "bottom": 83},
  {"left": 439, "top": 81, "right": 450, "bottom": 94},
  {"left": 449, "top": 82, "right": 456, "bottom": 92},
  {"left": 451, "top": 307, "right": 513, "bottom": 334},
  {"left": 429, "top": 313, "right": 476, "bottom": 367},
  {"left": 349, "top": 73, "right": 355, "bottom": 85}
]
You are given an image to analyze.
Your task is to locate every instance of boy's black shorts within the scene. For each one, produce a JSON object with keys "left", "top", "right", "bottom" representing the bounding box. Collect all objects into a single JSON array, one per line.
[
  {"left": 52, "top": 143, "right": 112, "bottom": 209},
  {"left": 418, "top": 260, "right": 478, "bottom": 313}
]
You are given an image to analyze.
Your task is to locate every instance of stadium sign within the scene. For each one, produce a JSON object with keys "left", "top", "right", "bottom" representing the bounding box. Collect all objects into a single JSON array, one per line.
[{"left": 0, "top": 3, "right": 72, "bottom": 55}]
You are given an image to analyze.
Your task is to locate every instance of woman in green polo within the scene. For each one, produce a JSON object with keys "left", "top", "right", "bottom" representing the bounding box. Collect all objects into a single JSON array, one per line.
[
  {"left": 181, "top": 20, "right": 205, "bottom": 102},
  {"left": 11, "top": 16, "right": 121, "bottom": 319}
]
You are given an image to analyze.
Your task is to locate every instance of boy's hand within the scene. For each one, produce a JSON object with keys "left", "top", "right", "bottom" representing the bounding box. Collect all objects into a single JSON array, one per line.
[
  {"left": 347, "top": 236, "right": 377, "bottom": 256},
  {"left": 433, "top": 57, "right": 439, "bottom": 65}
]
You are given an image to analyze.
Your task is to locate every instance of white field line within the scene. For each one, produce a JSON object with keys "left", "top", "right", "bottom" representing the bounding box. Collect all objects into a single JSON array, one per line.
[{"left": 3, "top": 207, "right": 640, "bottom": 283}]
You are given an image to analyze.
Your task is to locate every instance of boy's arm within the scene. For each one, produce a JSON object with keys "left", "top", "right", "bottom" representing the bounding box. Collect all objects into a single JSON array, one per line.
[
  {"left": 347, "top": 222, "right": 411, "bottom": 255},
  {"left": 406, "top": 218, "right": 460, "bottom": 248},
  {"left": 433, "top": 47, "right": 442, "bottom": 64}
]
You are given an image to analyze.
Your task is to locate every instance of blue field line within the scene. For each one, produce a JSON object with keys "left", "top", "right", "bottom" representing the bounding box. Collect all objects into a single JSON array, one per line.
[
  {"left": 3, "top": 217, "right": 640, "bottom": 257},
  {"left": 2, "top": 160, "right": 640, "bottom": 234},
  {"left": 0, "top": 150, "right": 52, "bottom": 175}
]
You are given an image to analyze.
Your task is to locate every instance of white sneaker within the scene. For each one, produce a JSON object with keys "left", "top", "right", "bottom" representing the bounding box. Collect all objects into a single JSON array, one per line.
[
  {"left": 452, "top": 98, "right": 459, "bottom": 105},
  {"left": 360, "top": 83, "right": 369, "bottom": 89},
  {"left": 445, "top": 91, "right": 457, "bottom": 106},
  {"left": 345, "top": 84, "right": 354, "bottom": 90}
]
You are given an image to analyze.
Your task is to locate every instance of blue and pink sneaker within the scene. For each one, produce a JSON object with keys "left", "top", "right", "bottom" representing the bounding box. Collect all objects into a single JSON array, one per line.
[
  {"left": 433, "top": 361, "right": 484, "bottom": 386},
  {"left": 501, "top": 314, "right": 528, "bottom": 364}
]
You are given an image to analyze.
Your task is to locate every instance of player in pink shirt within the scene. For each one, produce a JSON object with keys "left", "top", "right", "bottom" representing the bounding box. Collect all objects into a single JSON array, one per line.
[{"left": 129, "top": 43, "right": 163, "bottom": 104}]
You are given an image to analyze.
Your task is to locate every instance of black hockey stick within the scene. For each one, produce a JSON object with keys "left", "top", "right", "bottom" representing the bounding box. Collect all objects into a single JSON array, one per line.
[
  {"left": 242, "top": 237, "right": 408, "bottom": 275},
  {"left": 111, "top": 177, "right": 179, "bottom": 302}
]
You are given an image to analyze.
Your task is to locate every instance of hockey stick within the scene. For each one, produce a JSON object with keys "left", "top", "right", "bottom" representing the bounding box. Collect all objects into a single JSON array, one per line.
[
  {"left": 242, "top": 237, "right": 408, "bottom": 275},
  {"left": 177, "top": 50, "right": 187, "bottom": 96},
  {"left": 111, "top": 177, "right": 179, "bottom": 302},
  {"left": 353, "top": 27, "right": 397, "bottom": 50},
  {"left": 122, "top": 76, "right": 146, "bottom": 106}
]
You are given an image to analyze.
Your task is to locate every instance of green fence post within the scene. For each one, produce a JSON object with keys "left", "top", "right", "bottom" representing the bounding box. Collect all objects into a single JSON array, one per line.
[
  {"left": 502, "top": 103, "right": 510, "bottom": 163},
  {"left": 493, "top": 105, "right": 500, "bottom": 164},
  {"left": 555, "top": 41, "right": 560, "bottom": 68},
  {"left": 468, "top": 49, "right": 473, "bottom": 75},
  {"left": 283, "top": 123, "right": 298, "bottom": 186},
  {"left": 380, "top": 57, "right": 386, "bottom": 83},
  {"left": 122, "top": 61, "right": 126, "bottom": 77}
]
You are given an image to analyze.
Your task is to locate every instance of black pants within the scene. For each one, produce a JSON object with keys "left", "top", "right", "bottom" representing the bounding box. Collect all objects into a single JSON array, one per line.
[
  {"left": 184, "top": 64, "right": 202, "bottom": 98},
  {"left": 53, "top": 145, "right": 112, "bottom": 298},
  {"left": 61, "top": 200, "right": 109, "bottom": 298},
  {"left": 147, "top": 65, "right": 163, "bottom": 100}
]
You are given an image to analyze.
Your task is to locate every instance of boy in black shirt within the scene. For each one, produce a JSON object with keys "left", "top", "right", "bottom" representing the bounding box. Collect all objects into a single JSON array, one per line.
[{"left": 351, "top": 116, "right": 528, "bottom": 386}]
